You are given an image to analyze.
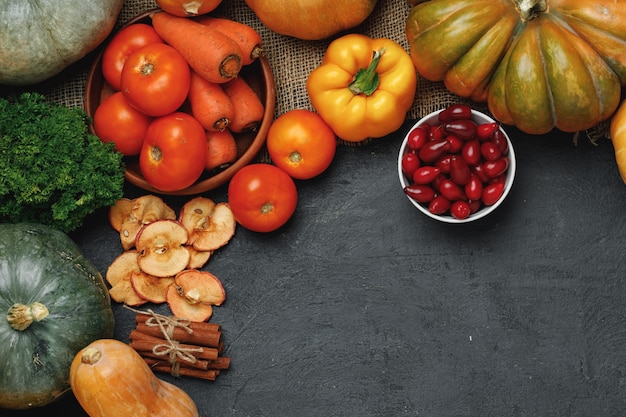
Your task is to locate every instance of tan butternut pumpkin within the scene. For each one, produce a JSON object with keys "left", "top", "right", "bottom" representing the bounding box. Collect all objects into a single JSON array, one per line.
[{"left": 69, "top": 339, "right": 199, "bottom": 417}]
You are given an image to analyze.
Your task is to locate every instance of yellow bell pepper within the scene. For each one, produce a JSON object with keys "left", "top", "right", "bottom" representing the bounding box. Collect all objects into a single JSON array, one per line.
[{"left": 306, "top": 33, "right": 417, "bottom": 143}]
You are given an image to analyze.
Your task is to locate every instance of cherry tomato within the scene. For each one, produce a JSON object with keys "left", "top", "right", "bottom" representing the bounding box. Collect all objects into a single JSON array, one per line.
[
  {"left": 481, "top": 142, "right": 501, "bottom": 161},
  {"left": 434, "top": 154, "right": 451, "bottom": 174},
  {"left": 401, "top": 152, "right": 420, "bottom": 178},
  {"left": 419, "top": 139, "right": 450, "bottom": 163},
  {"left": 483, "top": 158, "right": 509, "bottom": 178},
  {"left": 228, "top": 164, "right": 298, "bottom": 233},
  {"left": 464, "top": 173, "right": 483, "bottom": 201},
  {"left": 482, "top": 183, "right": 505, "bottom": 206},
  {"left": 447, "top": 135, "right": 464, "bottom": 153},
  {"left": 412, "top": 166, "right": 440, "bottom": 185},
  {"left": 449, "top": 155, "right": 471, "bottom": 185},
  {"left": 444, "top": 119, "right": 478, "bottom": 140},
  {"left": 121, "top": 43, "right": 190, "bottom": 117},
  {"left": 93, "top": 91, "right": 151, "bottom": 156},
  {"left": 471, "top": 164, "right": 489, "bottom": 183},
  {"left": 438, "top": 103, "right": 471, "bottom": 123},
  {"left": 139, "top": 112, "right": 207, "bottom": 192},
  {"left": 476, "top": 122, "right": 499, "bottom": 141},
  {"left": 468, "top": 199, "right": 482, "bottom": 214},
  {"left": 428, "top": 195, "right": 451, "bottom": 215},
  {"left": 407, "top": 126, "right": 429, "bottom": 150},
  {"left": 266, "top": 109, "right": 336, "bottom": 180},
  {"left": 429, "top": 124, "right": 446, "bottom": 141},
  {"left": 403, "top": 184, "right": 436, "bottom": 203},
  {"left": 438, "top": 179, "right": 466, "bottom": 201},
  {"left": 461, "top": 139, "right": 481, "bottom": 166},
  {"left": 491, "top": 128, "right": 509, "bottom": 155},
  {"left": 101, "top": 23, "right": 163, "bottom": 91},
  {"left": 450, "top": 200, "right": 471, "bottom": 220}
]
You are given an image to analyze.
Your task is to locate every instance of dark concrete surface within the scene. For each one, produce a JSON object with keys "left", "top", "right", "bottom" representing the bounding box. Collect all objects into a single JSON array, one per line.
[{"left": 4, "top": 121, "right": 626, "bottom": 417}]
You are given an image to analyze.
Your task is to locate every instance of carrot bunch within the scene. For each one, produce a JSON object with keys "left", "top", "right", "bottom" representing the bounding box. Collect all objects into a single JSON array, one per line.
[{"left": 100, "top": 11, "right": 267, "bottom": 173}]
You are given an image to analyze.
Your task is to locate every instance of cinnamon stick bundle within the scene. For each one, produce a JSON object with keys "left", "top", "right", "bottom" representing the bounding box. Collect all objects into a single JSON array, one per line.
[{"left": 129, "top": 311, "right": 230, "bottom": 381}]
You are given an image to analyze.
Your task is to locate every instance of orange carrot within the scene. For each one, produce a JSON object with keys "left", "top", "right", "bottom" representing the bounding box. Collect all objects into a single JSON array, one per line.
[
  {"left": 194, "top": 16, "right": 263, "bottom": 66},
  {"left": 222, "top": 76, "right": 265, "bottom": 133},
  {"left": 205, "top": 129, "right": 238, "bottom": 171},
  {"left": 150, "top": 11, "right": 243, "bottom": 83},
  {"left": 188, "top": 70, "right": 235, "bottom": 131}
]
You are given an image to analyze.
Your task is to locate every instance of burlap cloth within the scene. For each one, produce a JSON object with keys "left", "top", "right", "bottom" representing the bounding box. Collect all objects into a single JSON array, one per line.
[{"left": 5, "top": 0, "right": 609, "bottom": 142}]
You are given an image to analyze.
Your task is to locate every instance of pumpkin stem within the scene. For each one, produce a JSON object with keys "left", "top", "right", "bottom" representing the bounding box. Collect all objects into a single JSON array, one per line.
[
  {"left": 81, "top": 347, "right": 103, "bottom": 365},
  {"left": 6, "top": 302, "right": 49, "bottom": 331},
  {"left": 348, "top": 48, "right": 386, "bottom": 97},
  {"left": 514, "top": 0, "right": 548, "bottom": 21}
]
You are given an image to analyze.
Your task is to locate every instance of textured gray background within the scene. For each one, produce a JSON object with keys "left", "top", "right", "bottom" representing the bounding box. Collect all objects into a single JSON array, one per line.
[{"left": 5, "top": 121, "right": 626, "bottom": 417}]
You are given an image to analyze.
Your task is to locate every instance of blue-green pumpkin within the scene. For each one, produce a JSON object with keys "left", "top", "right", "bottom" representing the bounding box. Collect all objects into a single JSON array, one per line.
[{"left": 0, "top": 223, "right": 115, "bottom": 410}]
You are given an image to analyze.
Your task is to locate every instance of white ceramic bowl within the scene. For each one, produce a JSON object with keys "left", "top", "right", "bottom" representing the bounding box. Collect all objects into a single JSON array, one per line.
[{"left": 398, "top": 108, "right": 516, "bottom": 223}]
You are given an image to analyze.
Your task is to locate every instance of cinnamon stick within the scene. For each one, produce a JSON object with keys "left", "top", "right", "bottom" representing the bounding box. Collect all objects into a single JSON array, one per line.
[
  {"left": 143, "top": 358, "right": 220, "bottom": 381},
  {"left": 134, "top": 321, "right": 222, "bottom": 348},
  {"left": 129, "top": 330, "right": 219, "bottom": 360},
  {"left": 136, "top": 348, "right": 211, "bottom": 370},
  {"left": 205, "top": 356, "right": 231, "bottom": 370}
]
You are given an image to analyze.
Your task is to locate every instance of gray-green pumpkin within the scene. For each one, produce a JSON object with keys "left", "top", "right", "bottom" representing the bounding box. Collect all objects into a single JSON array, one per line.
[
  {"left": 0, "top": 223, "right": 115, "bottom": 410},
  {"left": 0, "top": 0, "right": 124, "bottom": 86}
]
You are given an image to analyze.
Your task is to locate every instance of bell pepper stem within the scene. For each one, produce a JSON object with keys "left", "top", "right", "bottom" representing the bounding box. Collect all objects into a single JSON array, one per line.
[{"left": 348, "top": 48, "right": 386, "bottom": 96}]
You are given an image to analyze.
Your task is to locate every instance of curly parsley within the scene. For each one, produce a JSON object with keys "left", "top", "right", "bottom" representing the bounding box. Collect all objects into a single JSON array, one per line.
[{"left": 0, "top": 93, "right": 125, "bottom": 232}]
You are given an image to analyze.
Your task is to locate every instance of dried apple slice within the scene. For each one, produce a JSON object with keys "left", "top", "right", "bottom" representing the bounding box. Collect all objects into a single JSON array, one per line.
[
  {"left": 119, "top": 195, "right": 177, "bottom": 250},
  {"left": 105, "top": 250, "right": 140, "bottom": 288},
  {"left": 179, "top": 197, "right": 236, "bottom": 252},
  {"left": 136, "top": 219, "right": 190, "bottom": 278},
  {"left": 120, "top": 220, "right": 144, "bottom": 251},
  {"left": 131, "top": 195, "right": 176, "bottom": 224},
  {"left": 105, "top": 250, "right": 146, "bottom": 305},
  {"left": 179, "top": 196, "right": 217, "bottom": 237},
  {"left": 109, "top": 198, "right": 134, "bottom": 232},
  {"left": 187, "top": 246, "right": 213, "bottom": 269},
  {"left": 109, "top": 278, "right": 148, "bottom": 306},
  {"left": 166, "top": 284, "right": 214, "bottom": 322},
  {"left": 130, "top": 271, "right": 175, "bottom": 304},
  {"left": 175, "top": 269, "right": 226, "bottom": 306}
]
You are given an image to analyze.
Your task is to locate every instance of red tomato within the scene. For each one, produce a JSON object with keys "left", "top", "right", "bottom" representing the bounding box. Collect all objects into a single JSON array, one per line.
[
  {"left": 228, "top": 164, "right": 298, "bottom": 233},
  {"left": 266, "top": 109, "right": 336, "bottom": 180},
  {"left": 139, "top": 112, "right": 207, "bottom": 192},
  {"left": 93, "top": 92, "right": 152, "bottom": 156},
  {"left": 121, "top": 43, "right": 190, "bottom": 117},
  {"left": 101, "top": 23, "right": 163, "bottom": 91}
]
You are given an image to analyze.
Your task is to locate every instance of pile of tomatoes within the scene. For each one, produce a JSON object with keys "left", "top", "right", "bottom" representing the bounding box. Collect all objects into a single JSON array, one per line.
[
  {"left": 93, "top": 22, "right": 209, "bottom": 192},
  {"left": 228, "top": 109, "right": 337, "bottom": 233}
]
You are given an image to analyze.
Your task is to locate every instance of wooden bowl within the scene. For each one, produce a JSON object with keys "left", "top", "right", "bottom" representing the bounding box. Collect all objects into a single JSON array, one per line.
[{"left": 84, "top": 10, "right": 276, "bottom": 196}]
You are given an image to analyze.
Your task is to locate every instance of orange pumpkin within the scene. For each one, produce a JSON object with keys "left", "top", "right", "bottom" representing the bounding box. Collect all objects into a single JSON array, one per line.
[
  {"left": 406, "top": 0, "right": 626, "bottom": 134},
  {"left": 69, "top": 339, "right": 199, "bottom": 417},
  {"left": 610, "top": 99, "right": 626, "bottom": 184},
  {"left": 155, "top": 0, "right": 222, "bottom": 16},
  {"left": 243, "top": 0, "right": 378, "bottom": 40}
]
